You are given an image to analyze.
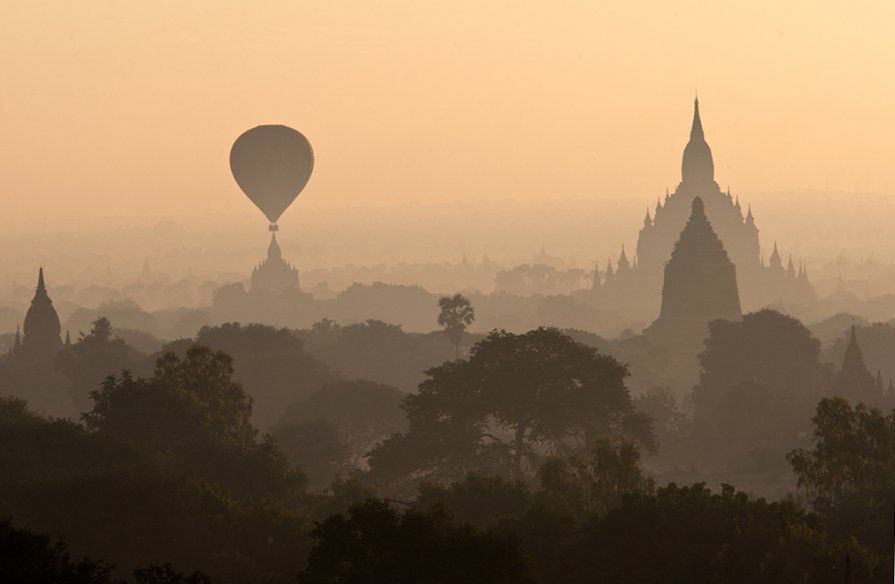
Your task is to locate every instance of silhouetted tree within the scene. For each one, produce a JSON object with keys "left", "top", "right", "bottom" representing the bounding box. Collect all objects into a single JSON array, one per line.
[
  {"left": 273, "top": 419, "right": 351, "bottom": 489},
  {"left": 180, "top": 323, "right": 342, "bottom": 428},
  {"left": 437, "top": 294, "right": 476, "bottom": 359},
  {"left": 788, "top": 397, "right": 895, "bottom": 578},
  {"left": 689, "top": 310, "right": 828, "bottom": 475},
  {"left": 573, "top": 483, "right": 862, "bottom": 584},
  {"left": 132, "top": 562, "right": 211, "bottom": 584},
  {"left": 0, "top": 518, "right": 114, "bottom": 583},
  {"left": 300, "top": 320, "right": 458, "bottom": 392},
  {"left": 56, "top": 316, "right": 145, "bottom": 412},
  {"left": 278, "top": 380, "right": 407, "bottom": 467},
  {"left": 535, "top": 437, "right": 654, "bottom": 521},
  {"left": 369, "top": 328, "right": 654, "bottom": 485},
  {"left": 693, "top": 309, "right": 826, "bottom": 416},
  {"left": 415, "top": 473, "right": 532, "bottom": 529},
  {"left": 84, "top": 345, "right": 304, "bottom": 500},
  {"left": 298, "top": 499, "right": 533, "bottom": 584}
]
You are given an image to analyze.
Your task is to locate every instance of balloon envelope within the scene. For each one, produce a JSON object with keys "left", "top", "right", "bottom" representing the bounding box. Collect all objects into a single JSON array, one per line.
[{"left": 230, "top": 125, "right": 314, "bottom": 224}]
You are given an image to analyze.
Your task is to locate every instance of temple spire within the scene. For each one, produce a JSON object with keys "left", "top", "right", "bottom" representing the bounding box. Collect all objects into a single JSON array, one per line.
[
  {"left": 690, "top": 96, "right": 704, "bottom": 140},
  {"left": 681, "top": 97, "right": 714, "bottom": 183},
  {"left": 604, "top": 259, "right": 615, "bottom": 284},
  {"left": 837, "top": 325, "right": 876, "bottom": 398},
  {"left": 35, "top": 267, "right": 48, "bottom": 299}
]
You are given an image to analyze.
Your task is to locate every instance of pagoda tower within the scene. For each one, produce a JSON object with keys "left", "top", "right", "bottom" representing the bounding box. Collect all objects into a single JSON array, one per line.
[
  {"left": 651, "top": 197, "right": 741, "bottom": 327},
  {"left": 835, "top": 326, "right": 878, "bottom": 402},
  {"left": 20, "top": 268, "right": 62, "bottom": 360}
]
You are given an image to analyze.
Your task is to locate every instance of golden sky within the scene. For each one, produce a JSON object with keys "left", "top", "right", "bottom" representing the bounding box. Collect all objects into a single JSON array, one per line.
[{"left": 2, "top": 1, "right": 894, "bottom": 223}]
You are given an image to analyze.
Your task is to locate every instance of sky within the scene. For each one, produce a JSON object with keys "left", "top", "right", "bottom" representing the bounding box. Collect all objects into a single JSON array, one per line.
[{"left": 2, "top": 1, "right": 895, "bottom": 225}]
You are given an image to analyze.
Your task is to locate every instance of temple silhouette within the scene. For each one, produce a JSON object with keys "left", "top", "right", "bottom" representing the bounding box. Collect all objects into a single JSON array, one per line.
[
  {"left": 12, "top": 268, "right": 63, "bottom": 362},
  {"left": 251, "top": 233, "right": 300, "bottom": 292},
  {"left": 590, "top": 98, "right": 815, "bottom": 320},
  {"left": 835, "top": 325, "right": 890, "bottom": 407},
  {"left": 643, "top": 197, "right": 741, "bottom": 382}
]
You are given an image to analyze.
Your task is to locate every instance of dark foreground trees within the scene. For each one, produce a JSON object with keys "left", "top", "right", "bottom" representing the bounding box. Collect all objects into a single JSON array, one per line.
[
  {"left": 368, "top": 328, "right": 654, "bottom": 487},
  {"left": 298, "top": 499, "right": 533, "bottom": 584},
  {"left": 0, "top": 346, "right": 312, "bottom": 583}
]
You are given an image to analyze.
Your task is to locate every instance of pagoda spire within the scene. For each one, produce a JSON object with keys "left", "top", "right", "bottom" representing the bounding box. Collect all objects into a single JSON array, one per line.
[
  {"left": 837, "top": 325, "right": 875, "bottom": 397},
  {"left": 681, "top": 97, "right": 714, "bottom": 183},
  {"left": 690, "top": 96, "right": 704, "bottom": 140},
  {"left": 769, "top": 242, "right": 782, "bottom": 270}
]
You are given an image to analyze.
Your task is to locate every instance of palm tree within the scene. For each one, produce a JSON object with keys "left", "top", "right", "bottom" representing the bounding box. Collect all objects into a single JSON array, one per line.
[{"left": 437, "top": 294, "right": 475, "bottom": 359}]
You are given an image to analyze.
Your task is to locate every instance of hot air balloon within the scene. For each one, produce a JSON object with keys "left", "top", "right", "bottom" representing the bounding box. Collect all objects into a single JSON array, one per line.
[{"left": 230, "top": 125, "right": 314, "bottom": 231}]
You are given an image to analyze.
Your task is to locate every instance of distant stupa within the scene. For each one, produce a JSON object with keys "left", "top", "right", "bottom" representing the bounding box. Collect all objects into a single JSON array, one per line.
[
  {"left": 19, "top": 268, "right": 63, "bottom": 360},
  {"left": 644, "top": 197, "right": 741, "bottom": 349},
  {"left": 250, "top": 233, "right": 300, "bottom": 292}
]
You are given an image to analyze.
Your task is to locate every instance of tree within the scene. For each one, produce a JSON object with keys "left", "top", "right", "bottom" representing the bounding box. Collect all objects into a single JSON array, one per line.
[
  {"left": 787, "top": 397, "right": 895, "bottom": 576},
  {"left": 273, "top": 419, "right": 352, "bottom": 488},
  {"left": 368, "top": 328, "right": 654, "bottom": 485},
  {"left": 415, "top": 473, "right": 532, "bottom": 529},
  {"left": 693, "top": 309, "right": 826, "bottom": 417},
  {"left": 535, "top": 438, "right": 655, "bottom": 521},
  {"left": 185, "top": 323, "right": 343, "bottom": 428},
  {"left": 55, "top": 316, "right": 145, "bottom": 412},
  {"left": 437, "top": 294, "right": 475, "bottom": 359},
  {"left": 132, "top": 563, "right": 211, "bottom": 584},
  {"left": 299, "top": 320, "right": 459, "bottom": 392},
  {"left": 0, "top": 518, "right": 115, "bottom": 583},
  {"left": 278, "top": 380, "right": 407, "bottom": 467},
  {"left": 574, "top": 483, "right": 862, "bottom": 584},
  {"left": 84, "top": 345, "right": 304, "bottom": 500},
  {"left": 298, "top": 499, "right": 533, "bottom": 584}
]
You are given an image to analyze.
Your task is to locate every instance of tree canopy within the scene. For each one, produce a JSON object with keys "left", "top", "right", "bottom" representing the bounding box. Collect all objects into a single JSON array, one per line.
[{"left": 369, "top": 328, "right": 654, "bottom": 485}]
